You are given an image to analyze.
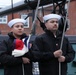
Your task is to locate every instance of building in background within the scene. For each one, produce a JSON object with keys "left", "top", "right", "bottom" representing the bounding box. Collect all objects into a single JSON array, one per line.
[{"left": 0, "top": 0, "right": 76, "bottom": 35}]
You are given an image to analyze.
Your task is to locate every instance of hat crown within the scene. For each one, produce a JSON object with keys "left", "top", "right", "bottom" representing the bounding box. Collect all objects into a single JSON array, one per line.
[
  {"left": 8, "top": 18, "right": 26, "bottom": 28},
  {"left": 43, "top": 14, "right": 61, "bottom": 22}
]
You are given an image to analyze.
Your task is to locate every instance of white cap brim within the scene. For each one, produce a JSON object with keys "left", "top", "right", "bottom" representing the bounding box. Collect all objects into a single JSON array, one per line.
[
  {"left": 43, "top": 14, "right": 61, "bottom": 22},
  {"left": 8, "top": 18, "right": 26, "bottom": 28}
]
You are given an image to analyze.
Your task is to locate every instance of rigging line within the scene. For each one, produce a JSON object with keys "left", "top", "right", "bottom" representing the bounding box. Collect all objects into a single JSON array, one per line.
[
  {"left": 27, "top": 0, "right": 41, "bottom": 46},
  {"left": 28, "top": 0, "right": 41, "bottom": 75},
  {"left": 51, "top": 0, "right": 56, "bottom": 13},
  {"left": 22, "top": 0, "right": 40, "bottom": 74},
  {"left": 24, "top": 15, "right": 29, "bottom": 20},
  {"left": 27, "top": 0, "right": 40, "bottom": 48},
  {"left": 60, "top": 0, "right": 70, "bottom": 50},
  {"left": 41, "top": 6, "right": 44, "bottom": 16},
  {"left": 11, "top": 0, "right": 14, "bottom": 19},
  {"left": 59, "top": 0, "right": 71, "bottom": 75},
  {"left": 30, "top": 0, "right": 40, "bottom": 35}
]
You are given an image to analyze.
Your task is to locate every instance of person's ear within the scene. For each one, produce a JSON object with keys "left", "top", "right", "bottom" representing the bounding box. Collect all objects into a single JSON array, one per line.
[{"left": 10, "top": 27, "right": 14, "bottom": 32}]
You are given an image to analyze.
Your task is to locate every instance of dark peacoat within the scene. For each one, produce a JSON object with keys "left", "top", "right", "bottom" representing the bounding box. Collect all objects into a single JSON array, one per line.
[
  {"left": 0, "top": 32, "right": 33, "bottom": 75},
  {"left": 34, "top": 30, "right": 75, "bottom": 75}
]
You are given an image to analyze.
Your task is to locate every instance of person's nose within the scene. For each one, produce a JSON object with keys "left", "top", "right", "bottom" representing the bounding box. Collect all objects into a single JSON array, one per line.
[
  {"left": 54, "top": 21, "right": 58, "bottom": 25},
  {"left": 19, "top": 26, "right": 22, "bottom": 29}
]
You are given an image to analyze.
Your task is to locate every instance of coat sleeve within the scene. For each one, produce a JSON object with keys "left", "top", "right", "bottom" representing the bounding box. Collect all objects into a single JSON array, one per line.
[
  {"left": 26, "top": 36, "right": 55, "bottom": 62},
  {"left": 64, "top": 38, "right": 75, "bottom": 63},
  {"left": 0, "top": 40, "right": 23, "bottom": 66}
]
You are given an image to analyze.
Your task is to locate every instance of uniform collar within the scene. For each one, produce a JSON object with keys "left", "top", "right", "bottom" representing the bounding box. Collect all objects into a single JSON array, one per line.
[
  {"left": 8, "top": 32, "right": 27, "bottom": 39},
  {"left": 45, "top": 30, "right": 62, "bottom": 38}
]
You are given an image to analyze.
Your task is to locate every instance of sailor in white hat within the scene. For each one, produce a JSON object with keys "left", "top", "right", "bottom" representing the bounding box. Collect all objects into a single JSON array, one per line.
[
  {"left": 0, "top": 18, "right": 33, "bottom": 75},
  {"left": 7, "top": 18, "right": 27, "bottom": 39},
  {"left": 43, "top": 14, "right": 61, "bottom": 32},
  {"left": 32, "top": 13, "right": 75, "bottom": 75}
]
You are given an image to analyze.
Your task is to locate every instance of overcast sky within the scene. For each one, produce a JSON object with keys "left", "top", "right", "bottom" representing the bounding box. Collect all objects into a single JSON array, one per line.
[{"left": 0, "top": 0, "right": 23, "bottom": 7}]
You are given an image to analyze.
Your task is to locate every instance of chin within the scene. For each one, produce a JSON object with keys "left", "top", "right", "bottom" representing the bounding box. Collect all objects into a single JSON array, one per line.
[
  {"left": 53, "top": 28, "right": 58, "bottom": 30},
  {"left": 18, "top": 33, "right": 23, "bottom": 35}
]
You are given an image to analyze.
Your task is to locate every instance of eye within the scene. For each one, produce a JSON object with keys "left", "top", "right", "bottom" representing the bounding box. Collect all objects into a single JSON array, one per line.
[
  {"left": 21, "top": 25, "right": 24, "bottom": 28},
  {"left": 15, "top": 25, "right": 24, "bottom": 28},
  {"left": 50, "top": 21, "right": 54, "bottom": 23},
  {"left": 56, "top": 21, "right": 58, "bottom": 23},
  {"left": 50, "top": 21, "right": 58, "bottom": 23},
  {"left": 15, "top": 25, "right": 19, "bottom": 28}
]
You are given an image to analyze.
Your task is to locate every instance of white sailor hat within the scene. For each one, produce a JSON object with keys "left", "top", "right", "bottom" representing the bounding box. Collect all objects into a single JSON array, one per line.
[
  {"left": 8, "top": 18, "right": 26, "bottom": 28},
  {"left": 43, "top": 14, "right": 61, "bottom": 22}
]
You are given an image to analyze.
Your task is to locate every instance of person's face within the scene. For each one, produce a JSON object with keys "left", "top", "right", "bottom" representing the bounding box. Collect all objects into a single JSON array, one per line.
[
  {"left": 45, "top": 18, "right": 59, "bottom": 32},
  {"left": 11, "top": 22, "right": 24, "bottom": 37}
]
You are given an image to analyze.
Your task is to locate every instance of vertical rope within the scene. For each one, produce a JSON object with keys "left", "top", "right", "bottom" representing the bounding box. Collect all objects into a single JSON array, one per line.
[
  {"left": 11, "top": 0, "right": 14, "bottom": 19},
  {"left": 30, "top": 0, "right": 40, "bottom": 35},
  {"left": 27, "top": 0, "right": 41, "bottom": 75},
  {"left": 22, "top": 64, "right": 25, "bottom": 75},
  {"left": 59, "top": 0, "right": 71, "bottom": 75}
]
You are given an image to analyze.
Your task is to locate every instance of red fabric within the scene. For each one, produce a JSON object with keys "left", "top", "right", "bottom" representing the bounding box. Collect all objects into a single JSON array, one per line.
[{"left": 15, "top": 39, "right": 24, "bottom": 50}]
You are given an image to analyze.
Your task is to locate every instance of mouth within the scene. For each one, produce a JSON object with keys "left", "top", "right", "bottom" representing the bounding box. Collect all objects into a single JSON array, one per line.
[
  {"left": 18, "top": 31, "right": 23, "bottom": 33},
  {"left": 53, "top": 25, "right": 58, "bottom": 28},
  {"left": 53, "top": 26, "right": 57, "bottom": 28}
]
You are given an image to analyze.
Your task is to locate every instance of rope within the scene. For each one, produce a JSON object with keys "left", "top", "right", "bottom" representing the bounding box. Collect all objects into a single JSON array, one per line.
[
  {"left": 30, "top": 0, "right": 40, "bottom": 35},
  {"left": 11, "top": 0, "right": 14, "bottom": 19},
  {"left": 59, "top": 0, "right": 71, "bottom": 75},
  {"left": 22, "top": 0, "right": 41, "bottom": 75},
  {"left": 22, "top": 64, "right": 25, "bottom": 75},
  {"left": 27, "top": 0, "right": 41, "bottom": 75}
]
